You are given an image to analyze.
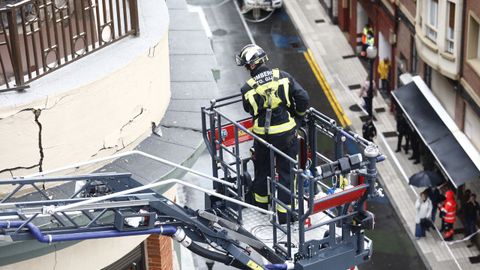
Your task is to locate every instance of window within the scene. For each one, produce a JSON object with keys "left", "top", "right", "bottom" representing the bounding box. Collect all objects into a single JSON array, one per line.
[
  {"left": 426, "top": 0, "right": 438, "bottom": 42},
  {"left": 446, "top": 1, "right": 455, "bottom": 53},
  {"left": 467, "top": 14, "right": 480, "bottom": 61}
]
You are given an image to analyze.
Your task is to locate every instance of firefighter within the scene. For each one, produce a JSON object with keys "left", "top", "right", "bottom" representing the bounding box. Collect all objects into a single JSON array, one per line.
[
  {"left": 361, "top": 23, "right": 373, "bottom": 57},
  {"left": 440, "top": 190, "right": 456, "bottom": 241},
  {"left": 236, "top": 44, "right": 310, "bottom": 224}
]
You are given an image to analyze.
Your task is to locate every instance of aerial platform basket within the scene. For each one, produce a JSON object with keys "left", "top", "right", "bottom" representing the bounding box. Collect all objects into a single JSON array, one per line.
[
  {"left": 201, "top": 94, "right": 385, "bottom": 269},
  {"left": 0, "top": 95, "right": 384, "bottom": 270}
]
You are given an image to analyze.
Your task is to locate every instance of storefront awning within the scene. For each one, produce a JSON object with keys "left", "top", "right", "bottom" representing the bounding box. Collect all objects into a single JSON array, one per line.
[{"left": 392, "top": 76, "right": 480, "bottom": 188}]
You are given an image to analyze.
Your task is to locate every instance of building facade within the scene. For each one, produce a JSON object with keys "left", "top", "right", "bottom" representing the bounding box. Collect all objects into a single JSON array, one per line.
[
  {"left": 0, "top": 0, "right": 176, "bottom": 269},
  {"left": 338, "top": 0, "right": 480, "bottom": 210},
  {"left": 338, "top": 0, "right": 480, "bottom": 153},
  {"left": 338, "top": 0, "right": 397, "bottom": 90}
]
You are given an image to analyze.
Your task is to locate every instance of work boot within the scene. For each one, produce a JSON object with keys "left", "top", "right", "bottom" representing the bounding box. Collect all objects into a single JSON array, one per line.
[
  {"left": 253, "top": 200, "right": 269, "bottom": 212},
  {"left": 277, "top": 211, "right": 298, "bottom": 225}
]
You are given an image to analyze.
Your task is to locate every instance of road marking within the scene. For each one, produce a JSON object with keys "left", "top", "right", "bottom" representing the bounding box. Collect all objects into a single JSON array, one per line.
[
  {"left": 378, "top": 133, "right": 417, "bottom": 195},
  {"left": 303, "top": 48, "right": 351, "bottom": 127},
  {"left": 233, "top": 0, "right": 256, "bottom": 45},
  {"left": 187, "top": 5, "right": 212, "bottom": 38}
]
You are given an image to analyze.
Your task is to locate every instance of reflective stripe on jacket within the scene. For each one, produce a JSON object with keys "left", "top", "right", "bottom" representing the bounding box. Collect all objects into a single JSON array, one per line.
[
  {"left": 241, "top": 66, "right": 309, "bottom": 136},
  {"left": 441, "top": 200, "right": 456, "bottom": 224}
]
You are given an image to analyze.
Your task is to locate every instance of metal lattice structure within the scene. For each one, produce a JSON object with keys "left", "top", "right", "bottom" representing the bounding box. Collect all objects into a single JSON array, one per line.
[{"left": 0, "top": 97, "right": 385, "bottom": 270}]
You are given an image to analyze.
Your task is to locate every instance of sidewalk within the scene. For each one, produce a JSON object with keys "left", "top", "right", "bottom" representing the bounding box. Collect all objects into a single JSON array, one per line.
[
  {"left": 283, "top": 0, "right": 479, "bottom": 269},
  {"left": 103, "top": 0, "right": 219, "bottom": 185}
]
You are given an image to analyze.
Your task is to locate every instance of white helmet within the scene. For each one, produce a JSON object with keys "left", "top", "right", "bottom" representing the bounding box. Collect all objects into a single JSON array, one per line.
[{"left": 235, "top": 44, "right": 268, "bottom": 66}]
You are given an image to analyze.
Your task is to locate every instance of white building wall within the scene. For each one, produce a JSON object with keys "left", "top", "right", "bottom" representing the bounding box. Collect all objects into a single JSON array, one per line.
[
  {"left": 464, "top": 104, "right": 480, "bottom": 151},
  {"left": 431, "top": 70, "right": 456, "bottom": 118},
  {"left": 415, "top": 0, "right": 463, "bottom": 79},
  {"left": 0, "top": 0, "right": 170, "bottom": 180},
  {"left": 0, "top": 236, "right": 147, "bottom": 270}
]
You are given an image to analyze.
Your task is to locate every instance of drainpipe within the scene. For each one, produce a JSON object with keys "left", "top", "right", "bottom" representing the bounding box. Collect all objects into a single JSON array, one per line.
[
  {"left": 456, "top": 0, "right": 468, "bottom": 128},
  {"left": 459, "top": 0, "right": 467, "bottom": 78}
]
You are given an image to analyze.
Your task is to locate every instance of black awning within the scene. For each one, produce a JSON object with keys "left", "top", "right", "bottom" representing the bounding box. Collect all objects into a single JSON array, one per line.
[{"left": 392, "top": 79, "right": 480, "bottom": 187}]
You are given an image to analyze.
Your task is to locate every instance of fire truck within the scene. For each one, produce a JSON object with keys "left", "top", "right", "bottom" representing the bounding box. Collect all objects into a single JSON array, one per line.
[
  {"left": 0, "top": 95, "right": 384, "bottom": 270},
  {"left": 238, "top": 0, "right": 283, "bottom": 22}
]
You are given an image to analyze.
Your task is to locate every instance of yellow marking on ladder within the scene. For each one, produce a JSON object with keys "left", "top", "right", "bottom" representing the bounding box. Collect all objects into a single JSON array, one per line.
[
  {"left": 303, "top": 48, "right": 352, "bottom": 127},
  {"left": 246, "top": 260, "right": 263, "bottom": 270}
]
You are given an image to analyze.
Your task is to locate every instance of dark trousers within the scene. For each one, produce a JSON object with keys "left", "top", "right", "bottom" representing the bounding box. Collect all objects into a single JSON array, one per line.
[
  {"left": 410, "top": 135, "right": 420, "bottom": 162},
  {"left": 363, "top": 97, "right": 373, "bottom": 116},
  {"left": 431, "top": 206, "right": 438, "bottom": 222},
  {"left": 396, "top": 132, "right": 409, "bottom": 152},
  {"left": 381, "top": 79, "right": 389, "bottom": 92},
  {"left": 415, "top": 223, "right": 426, "bottom": 238},
  {"left": 253, "top": 131, "right": 297, "bottom": 208},
  {"left": 465, "top": 218, "right": 477, "bottom": 236}
]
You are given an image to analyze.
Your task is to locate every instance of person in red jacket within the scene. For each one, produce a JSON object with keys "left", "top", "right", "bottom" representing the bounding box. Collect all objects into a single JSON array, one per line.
[{"left": 440, "top": 190, "right": 456, "bottom": 241}]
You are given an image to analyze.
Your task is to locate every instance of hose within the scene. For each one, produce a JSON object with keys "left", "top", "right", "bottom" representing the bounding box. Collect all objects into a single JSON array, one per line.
[
  {"left": 0, "top": 221, "right": 254, "bottom": 270},
  {"left": 187, "top": 241, "right": 249, "bottom": 269},
  {"left": 0, "top": 221, "right": 177, "bottom": 243}
]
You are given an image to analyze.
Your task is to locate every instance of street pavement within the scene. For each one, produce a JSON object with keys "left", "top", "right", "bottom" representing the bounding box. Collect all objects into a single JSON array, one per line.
[
  {"left": 171, "top": 0, "right": 426, "bottom": 269},
  {"left": 283, "top": 0, "right": 480, "bottom": 269},
  {"left": 106, "top": 0, "right": 479, "bottom": 269}
]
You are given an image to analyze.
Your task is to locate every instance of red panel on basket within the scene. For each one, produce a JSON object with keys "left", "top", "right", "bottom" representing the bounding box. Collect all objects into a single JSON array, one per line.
[
  {"left": 312, "top": 184, "right": 368, "bottom": 214},
  {"left": 207, "top": 118, "right": 254, "bottom": 147}
]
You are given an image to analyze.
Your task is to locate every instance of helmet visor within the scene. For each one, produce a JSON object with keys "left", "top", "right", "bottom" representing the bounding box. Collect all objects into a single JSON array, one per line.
[{"left": 235, "top": 54, "right": 245, "bottom": 66}]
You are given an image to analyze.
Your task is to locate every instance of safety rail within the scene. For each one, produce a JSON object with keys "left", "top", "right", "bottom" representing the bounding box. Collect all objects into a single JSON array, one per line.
[
  {"left": 201, "top": 94, "right": 384, "bottom": 265},
  {"left": 0, "top": 0, "right": 139, "bottom": 92},
  {"left": 0, "top": 151, "right": 272, "bottom": 242},
  {"left": 0, "top": 150, "right": 284, "bottom": 270}
]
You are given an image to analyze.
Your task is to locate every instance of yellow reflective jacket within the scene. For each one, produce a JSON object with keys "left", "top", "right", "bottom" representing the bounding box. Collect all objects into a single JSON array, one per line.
[{"left": 241, "top": 66, "right": 309, "bottom": 135}]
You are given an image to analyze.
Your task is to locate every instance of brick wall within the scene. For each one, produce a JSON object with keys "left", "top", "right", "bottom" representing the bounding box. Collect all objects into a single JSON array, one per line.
[
  {"left": 146, "top": 235, "right": 173, "bottom": 270},
  {"left": 338, "top": 0, "right": 349, "bottom": 31},
  {"left": 399, "top": 0, "right": 416, "bottom": 18},
  {"left": 348, "top": 0, "right": 358, "bottom": 48},
  {"left": 396, "top": 21, "right": 413, "bottom": 71}
]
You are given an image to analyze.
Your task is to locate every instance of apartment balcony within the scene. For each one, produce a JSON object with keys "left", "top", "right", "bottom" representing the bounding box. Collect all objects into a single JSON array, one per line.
[{"left": 0, "top": 0, "right": 170, "bottom": 177}]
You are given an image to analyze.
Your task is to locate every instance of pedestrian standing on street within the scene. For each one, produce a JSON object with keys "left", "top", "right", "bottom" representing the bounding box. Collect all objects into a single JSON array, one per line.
[
  {"left": 395, "top": 111, "right": 409, "bottom": 153},
  {"left": 426, "top": 186, "right": 444, "bottom": 223},
  {"left": 359, "top": 75, "right": 377, "bottom": 113},
  {"left": 415, "top": 191, "right": 433, "bottom": 239},
  {"left": 360, "top": 23, "right": 373, "bottom": 57},
  {"left": 460, "top": 189, "right": 472, "bottom": 217},
  {"left": 236, "top": 44, "right": 310, "bottom": 224},
  {"left": 378, "top": 58, "right": 390, "bottom": 92},
  {"left": 362, "top": 118, "right": 377, "bottom": 142},
  {"left": 440, "top": 190, "right": 457, "bottom": 241},
  {"left": 409, "top": 132, "right": 421, "bottom": 164},
  {"left": 464, "top": 193, "right": 480, "bottom": 246}
]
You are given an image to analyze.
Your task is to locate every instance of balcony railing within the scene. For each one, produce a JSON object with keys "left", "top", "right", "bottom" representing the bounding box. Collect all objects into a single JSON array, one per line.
[{"left": 0, "top": 0, "right": 139, "bottom": 93}]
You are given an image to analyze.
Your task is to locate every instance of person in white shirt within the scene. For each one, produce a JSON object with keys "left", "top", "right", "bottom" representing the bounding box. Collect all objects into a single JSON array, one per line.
[{"left": 415, "top": 191, "right": 433, "bottom": 239}]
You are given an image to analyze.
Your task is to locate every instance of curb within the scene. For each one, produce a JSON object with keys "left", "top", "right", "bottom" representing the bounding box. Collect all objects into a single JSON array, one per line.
[{"left": 303, "top": 48, "right": 352, "bottom": 127}]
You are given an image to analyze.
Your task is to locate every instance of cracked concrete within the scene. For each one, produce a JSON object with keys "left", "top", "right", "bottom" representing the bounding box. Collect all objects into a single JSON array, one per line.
[
  {"left": 0, "top": 109, "right": 42, "bottom": 177},
  {"left": 0, "top": 19, "right": 171, "bottom": 179}
]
